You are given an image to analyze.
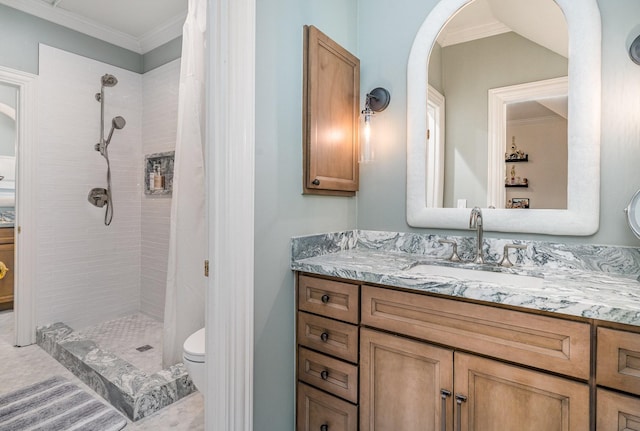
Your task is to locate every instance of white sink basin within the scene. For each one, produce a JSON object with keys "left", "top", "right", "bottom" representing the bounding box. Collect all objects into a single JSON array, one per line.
[{"left": 406, "top": 264, "right": 544, "bottom": 289}]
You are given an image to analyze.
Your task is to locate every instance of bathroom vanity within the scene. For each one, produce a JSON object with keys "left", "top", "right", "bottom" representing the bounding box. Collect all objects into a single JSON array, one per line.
[{"left": 292, "top": 231, "right": 640, "bottom": 431}]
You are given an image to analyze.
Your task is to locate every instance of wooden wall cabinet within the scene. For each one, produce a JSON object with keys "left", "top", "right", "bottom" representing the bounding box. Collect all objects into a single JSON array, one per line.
[
  {"left": 0, "top": 227, "right": 14, "bottom": 310},
  {"left": 303, "top": 25, "right": 360, "bottom": 196}
]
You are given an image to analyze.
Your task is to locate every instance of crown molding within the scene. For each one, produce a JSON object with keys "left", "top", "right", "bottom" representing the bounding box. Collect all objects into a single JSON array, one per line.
[
  {"left": 438, "top": 20, "right": 511, "bottom": 48},
  {"left": 0, "top": 0, "right": 184, "bottom": 54},
  {"left": 140, "top": 11, "right": 186, "bottom": 54}
]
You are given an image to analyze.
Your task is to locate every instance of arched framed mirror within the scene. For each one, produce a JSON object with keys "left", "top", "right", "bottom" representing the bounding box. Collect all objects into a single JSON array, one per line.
[{"left": 406, "top": 0, "right": 601, "bottom": 235}]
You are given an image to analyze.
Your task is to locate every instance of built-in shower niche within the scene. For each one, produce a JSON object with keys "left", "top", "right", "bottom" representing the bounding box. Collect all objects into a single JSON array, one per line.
[{"left": 145, "top": 151, "right": 174, "bottom": 195}]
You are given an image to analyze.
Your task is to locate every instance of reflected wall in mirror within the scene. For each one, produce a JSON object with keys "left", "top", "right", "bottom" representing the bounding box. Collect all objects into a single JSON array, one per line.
[
  {"left": 0, "top": 83, "right": 17, "bottom": 206},
  {"left": 407, "top": 0, "right": 601, "bottom": 235},
  {"left": 426, "top": 0, "right": 568, "bottom": 210}
]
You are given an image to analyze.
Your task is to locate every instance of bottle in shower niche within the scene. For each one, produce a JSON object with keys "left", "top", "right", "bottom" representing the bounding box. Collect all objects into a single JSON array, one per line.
[
  {"left": 148, "top": 166, "right": 156, "bottom": 192},
  {"left": 154, "top": 164, "right": 165, "bottom": 190}
]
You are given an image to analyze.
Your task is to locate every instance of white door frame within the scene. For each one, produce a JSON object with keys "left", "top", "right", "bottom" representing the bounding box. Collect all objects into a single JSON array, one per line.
[
  {"left": 0, "top": 65, "right": 37, "bottom": 346},
  {"left": 487, "top": 76, "right": 568, "bottom": 209},
  {"left": 206, "top": 0, "right": 255, "bottom": 429}
]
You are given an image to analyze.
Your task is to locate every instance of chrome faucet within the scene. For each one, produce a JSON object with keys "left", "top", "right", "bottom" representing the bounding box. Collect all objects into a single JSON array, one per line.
[{"left": 469, "top": 207, "right": 484, "bottom": 264}]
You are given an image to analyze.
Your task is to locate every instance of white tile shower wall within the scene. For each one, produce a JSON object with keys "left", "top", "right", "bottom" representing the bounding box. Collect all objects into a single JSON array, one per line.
[
  {"left": 37, "top": 45, "right": 143, "bottom": 329},
  {"left": 140, "top": 60, "right": 180, "bottom": 320}
]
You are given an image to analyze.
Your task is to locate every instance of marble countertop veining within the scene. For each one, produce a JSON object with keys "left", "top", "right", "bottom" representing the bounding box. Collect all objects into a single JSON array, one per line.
[{"left": 291, "top": 247, "right": 640, "bottom": 327}]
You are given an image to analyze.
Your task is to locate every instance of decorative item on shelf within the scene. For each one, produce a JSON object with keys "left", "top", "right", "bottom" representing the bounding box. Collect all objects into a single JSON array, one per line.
[
  {"left": 505, "top": 136, "right": 528, "bottom": 162},
  {"left": 144, "top": 151, "right": 175, "bottom": 195},
  {"left": 505, "top": 164, "right": 529, "bottom": 187},
  {"left": 360, "top": 87, "right": 390, "bottom": 164},
  {"left": 507, "top": 197, "right": 530, "bottom": 209}
]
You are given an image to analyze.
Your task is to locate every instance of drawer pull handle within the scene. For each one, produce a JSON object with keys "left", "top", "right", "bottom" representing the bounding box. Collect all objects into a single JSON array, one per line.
[
  {"left": 440, "top": 389, "right": 451, "bottom": 431},
  {"left": 320, "top": 370, "right": 329, "bottom": 380},
  {"left": 312, "top": 179, "right": 320, "bottom": 186},
  {"left": 320, "top": 332, "right": 329, "bottom": 342},
  {"left": 320, "top": 425, "right": 328, "bottom": 431},
  {"left": 455, "top": 394, "right": 467, "bottom": 431},
  {"left": 0, "top": 261, "right": 8, "bottom": 280},
  {"left": 321, "top": 294, "right": 330, "bottom": 304}
]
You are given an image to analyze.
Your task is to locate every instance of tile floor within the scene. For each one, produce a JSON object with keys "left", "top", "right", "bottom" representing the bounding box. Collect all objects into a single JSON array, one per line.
[{"left": 0, "top": 310, "right": 204, "bottom": 430}]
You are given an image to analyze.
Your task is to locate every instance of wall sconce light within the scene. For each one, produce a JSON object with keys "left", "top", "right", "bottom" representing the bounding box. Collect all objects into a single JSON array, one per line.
[
  {"left": 360, "top": 87, "right": 390, "bottom": 163},
  {"left": 630, "top": 34, "right": 640, "bottom": 65}
]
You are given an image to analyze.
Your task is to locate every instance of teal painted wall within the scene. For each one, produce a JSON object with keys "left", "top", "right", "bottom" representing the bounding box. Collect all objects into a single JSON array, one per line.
[
  {"left": 143, "top": 37, "right": 183, "bottom": 73},
  {"left": 357, "top": 0, "right": 640, "bottom": 247},
  {"left": 0, "top": 4, "right": 142, "bottom": 74},
  {"left": 254, "top": 0, "right": 358, "bottom": 429},
  {"left": 0, "top": 4, "right": 181, "bottom": 74}
]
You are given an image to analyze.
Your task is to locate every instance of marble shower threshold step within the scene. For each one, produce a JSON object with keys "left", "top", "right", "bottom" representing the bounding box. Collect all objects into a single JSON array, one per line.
[{"left": 36, "top": 322, "right": 196, "bottom": 422}]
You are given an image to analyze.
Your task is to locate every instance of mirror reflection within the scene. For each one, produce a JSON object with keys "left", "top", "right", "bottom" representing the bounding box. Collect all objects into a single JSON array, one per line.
[
  {"left": 426, "top": 0, "right": 568, "bottom": 209},
  {"left": 0, "top": 83, "right": 16, "bottom": 207}
]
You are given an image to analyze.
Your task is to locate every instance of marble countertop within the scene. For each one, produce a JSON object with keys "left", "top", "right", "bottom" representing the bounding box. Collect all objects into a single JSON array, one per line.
[{"left": 291, "top": 239, "right": 640, "bottom": 327}]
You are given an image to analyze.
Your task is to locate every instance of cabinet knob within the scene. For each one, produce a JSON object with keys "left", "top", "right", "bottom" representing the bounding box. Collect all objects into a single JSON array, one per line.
[
  {"left": 0, "top": 261, "right": 8, "bottom": 280},
  {"left": 320, "top": 332, "right": 329, "bottom": 342},
  {"left": 312, "top": 179, "right": 320, "bottom": 186},
  {"left": 321, "top": 294, "right": 330, "bottom": 304},
  {"left": 320, "top": 370, "right": 329, "bottom": 380},
  {"left": 320, "top": 425, "right": 328, "bottom": 431}
]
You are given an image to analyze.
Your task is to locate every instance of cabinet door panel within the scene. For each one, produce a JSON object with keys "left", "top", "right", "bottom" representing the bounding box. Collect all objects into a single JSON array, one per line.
[
  {"left": 597, "top": 388, "right": 640, "bottom": 431},
  {"left": 454, "top": 352, "right": 589, "bottom": 431},
  {"left": 360, "top": 328, "right": 453, "bottom": 431}
]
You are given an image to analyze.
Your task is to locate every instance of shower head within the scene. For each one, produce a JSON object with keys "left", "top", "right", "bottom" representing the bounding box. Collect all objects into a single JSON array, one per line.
[
  {"left": 101, "top": 74, "right": 118, "bottom": 87},
  {"left": 105, "top": 116, "right": 126, "bottom": 146},
  {"left": 112, "top": 116, "right": 126, "bottom": 130}
]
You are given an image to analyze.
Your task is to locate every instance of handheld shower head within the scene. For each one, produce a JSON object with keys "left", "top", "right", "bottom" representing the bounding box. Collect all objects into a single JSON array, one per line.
[
  {"left": 105, "top": 116, "right": 126, "bottom": 145},
  {"left": 101, "top": 74, "right": 118, "bottom": 87}
]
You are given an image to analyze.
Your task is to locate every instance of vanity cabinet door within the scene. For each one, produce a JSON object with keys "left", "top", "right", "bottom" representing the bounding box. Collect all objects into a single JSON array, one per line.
[
  {"left": 454, "top": 352, "right": 589, "bottom": 431},
  {"left": 360, "top": 328, "right": 454, "bottom": 431},
  {"left": 597, "top": 388, "right": 640, "bottom": 431}
]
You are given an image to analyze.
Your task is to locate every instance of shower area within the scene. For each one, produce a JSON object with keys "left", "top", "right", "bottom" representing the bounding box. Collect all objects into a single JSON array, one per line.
[{"left": 30, "top": 42, "right": 204, "bottom": 421}]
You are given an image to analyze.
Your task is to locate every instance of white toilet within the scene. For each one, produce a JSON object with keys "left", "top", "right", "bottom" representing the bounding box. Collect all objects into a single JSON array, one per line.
[{"left": 183, "top": 327, "right": 206, "bottom": 395}]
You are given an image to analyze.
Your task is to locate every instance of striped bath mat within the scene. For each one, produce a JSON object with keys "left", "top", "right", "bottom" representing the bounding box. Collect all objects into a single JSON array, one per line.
[{"left": 0, "top": 376, "right": 126, "bottom": 431}]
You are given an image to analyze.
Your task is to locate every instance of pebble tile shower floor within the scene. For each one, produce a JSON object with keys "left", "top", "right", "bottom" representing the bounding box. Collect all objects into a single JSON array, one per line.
[
  {"left": 76, "top": 313, "right": 164, "bottom": 376},
  {"left": 0, "top": 310, "right": 204, "bottom": 429}
]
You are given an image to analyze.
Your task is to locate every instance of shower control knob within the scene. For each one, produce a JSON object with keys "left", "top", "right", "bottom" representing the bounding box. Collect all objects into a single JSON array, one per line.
[{"left": 312, "top": 179, "right": 320, "bottom": 186}]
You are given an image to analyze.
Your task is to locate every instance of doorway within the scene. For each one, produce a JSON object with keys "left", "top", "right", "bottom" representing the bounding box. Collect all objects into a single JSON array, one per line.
[{"left": 0, "top": 65, "right": 37, "bottom": 346}]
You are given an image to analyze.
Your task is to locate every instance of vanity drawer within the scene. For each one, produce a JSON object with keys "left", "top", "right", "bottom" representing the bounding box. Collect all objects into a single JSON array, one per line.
[
  {"left": 597, "top": 327, "right": 640, "bottom": 396},
  {"left": 298, "top": 347, "right": 358, "bottom": 403},
  {"left": 361, "top": 285, "right": 591, "bottom": 379},
  {"left": 596, "top": 388, "right": 640, "bottom": 431},
  {"left": 298, "top": 312, "right": 359, "bottom": 363},
  {"left": 298, "top": 274, "right": 359, "bottom": 324},
  {"left": 297, "top": 383, "right": 357, "bottom": 431}
]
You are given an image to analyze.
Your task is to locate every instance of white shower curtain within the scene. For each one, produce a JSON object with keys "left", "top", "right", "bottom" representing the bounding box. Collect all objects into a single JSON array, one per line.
[{"left": 163, "top": 0, "right": 207, "bottom": 367}]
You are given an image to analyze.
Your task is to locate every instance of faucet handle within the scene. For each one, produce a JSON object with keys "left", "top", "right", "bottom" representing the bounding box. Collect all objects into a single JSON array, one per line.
[
  {"left": 498, "top": 243, "right": 527, "bottom": 267},
  {"left": 438, "top": 239, "right": 461, "bottom": 262}
]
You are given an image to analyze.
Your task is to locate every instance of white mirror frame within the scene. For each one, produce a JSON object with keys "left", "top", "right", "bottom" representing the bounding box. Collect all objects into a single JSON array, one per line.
[{"left": 406, "top": 0, "right": 601, "bottom": 235}]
